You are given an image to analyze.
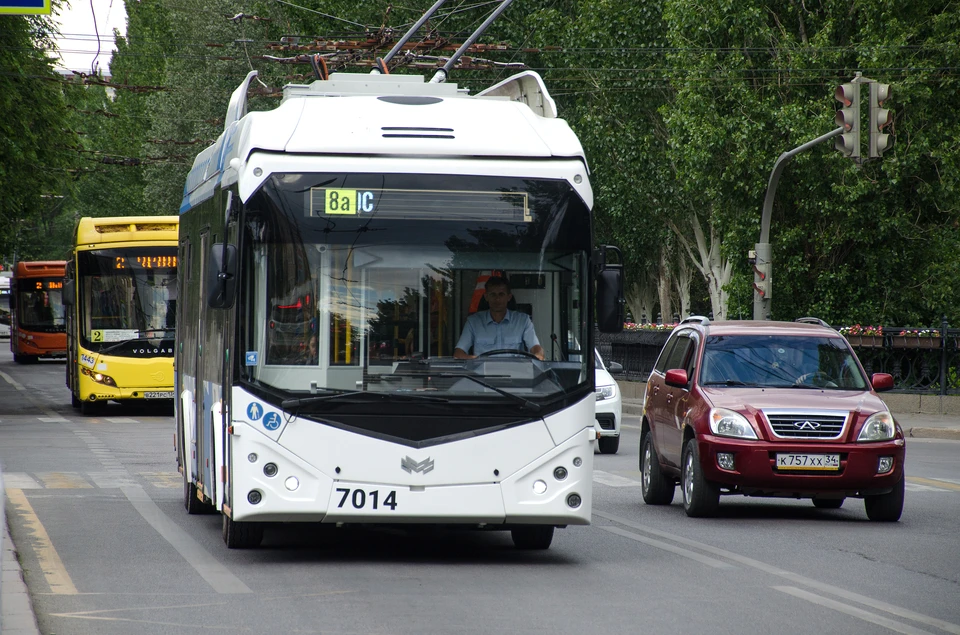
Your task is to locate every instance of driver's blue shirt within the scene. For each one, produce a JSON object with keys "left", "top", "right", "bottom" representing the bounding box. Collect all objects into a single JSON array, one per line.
[{"left": 456, "top": 309, "right": 540, "bottom": 356}]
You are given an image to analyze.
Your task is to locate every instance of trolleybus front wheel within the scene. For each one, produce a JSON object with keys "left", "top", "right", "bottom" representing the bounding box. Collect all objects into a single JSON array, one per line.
[
  {"left": 510, "top": 525, "right": 554, "bottom": 550},
  {"left": 222, "top": 513, "right": 264, "bottom": 549}
]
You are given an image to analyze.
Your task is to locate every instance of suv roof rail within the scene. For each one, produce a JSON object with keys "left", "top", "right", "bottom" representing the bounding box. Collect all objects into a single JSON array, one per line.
[
  {"left": 794, "top": 317, "right": 831, "bottom": 328},
  {"left": 681, "top": 315, "right": 711, "bottom": 326}
]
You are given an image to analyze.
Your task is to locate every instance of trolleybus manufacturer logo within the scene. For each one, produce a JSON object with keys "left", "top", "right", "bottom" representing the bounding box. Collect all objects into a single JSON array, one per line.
[
  {"left": 794, "top": 420, "right": 821, "bottom": 430},
  {"left": 400, "top": 456, "right": 435, "bottom": 474}
]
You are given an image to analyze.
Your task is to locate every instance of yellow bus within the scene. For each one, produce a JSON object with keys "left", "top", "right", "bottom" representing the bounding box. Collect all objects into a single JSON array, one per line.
[{"left": 64, "top": 216, "right": 179, "bottom": 415}]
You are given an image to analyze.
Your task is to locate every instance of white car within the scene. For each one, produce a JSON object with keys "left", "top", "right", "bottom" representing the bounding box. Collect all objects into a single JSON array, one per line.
[{"left": 595, "top": 349, "right": 622, "bottom": 454}]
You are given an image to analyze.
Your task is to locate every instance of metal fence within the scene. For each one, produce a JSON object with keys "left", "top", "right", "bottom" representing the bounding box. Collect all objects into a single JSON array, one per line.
[{"left": 596, "top": 326, "right": 960, "bottom": 395}]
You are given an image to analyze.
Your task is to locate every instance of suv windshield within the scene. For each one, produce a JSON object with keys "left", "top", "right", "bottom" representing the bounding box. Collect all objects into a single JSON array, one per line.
[{"left": 700, "top": 334, "right": 868, "bottom": 390}]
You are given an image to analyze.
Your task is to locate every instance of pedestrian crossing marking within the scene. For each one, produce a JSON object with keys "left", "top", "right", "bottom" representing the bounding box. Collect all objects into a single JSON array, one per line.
[
  {"left": 35, "top": 472, "right": 93, "bottom": 489},
  {"left": 2, "top": 472, "right": 42, "bottom": 489},
  {"left": 140, "top": 471, "right": 181, "bottom": 489}
]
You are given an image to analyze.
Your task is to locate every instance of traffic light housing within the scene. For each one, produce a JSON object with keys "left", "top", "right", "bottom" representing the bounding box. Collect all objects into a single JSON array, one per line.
[
  {"left": 834, "top": 82, "right": 860, "bottom": 158},
  {"left": 869, "top": 82, "right": 893, "bottom": 158}
]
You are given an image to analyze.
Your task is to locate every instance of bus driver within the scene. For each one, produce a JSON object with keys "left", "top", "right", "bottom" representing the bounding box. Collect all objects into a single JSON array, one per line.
[{"left": 454, "top": 276, "right": 545, "bottom": 360}]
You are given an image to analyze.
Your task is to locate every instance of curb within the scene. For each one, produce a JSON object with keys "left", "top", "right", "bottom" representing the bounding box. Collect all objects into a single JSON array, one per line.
[
  {"left": 2, "top": 515, "right": 42, "bottom": 635},
  {"left": 908, "top": 427, "right": 960, "bottom": 440}
]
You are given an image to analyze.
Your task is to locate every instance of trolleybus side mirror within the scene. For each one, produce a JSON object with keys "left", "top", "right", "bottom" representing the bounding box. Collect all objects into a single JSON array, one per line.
[
  {"left": 595, "top": 245, "right": 624, "bottom": 334},
  {"left": 63, "top": 280, "right": 75, "bottom": 306},
  {"left": 207, "top": 243, "right": 238, "bottom": 309}
]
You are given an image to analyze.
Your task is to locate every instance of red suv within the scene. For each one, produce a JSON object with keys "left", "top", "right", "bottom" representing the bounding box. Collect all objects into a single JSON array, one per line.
[{"left": 640, "top": 317, "right": 905, "bottom": 521}]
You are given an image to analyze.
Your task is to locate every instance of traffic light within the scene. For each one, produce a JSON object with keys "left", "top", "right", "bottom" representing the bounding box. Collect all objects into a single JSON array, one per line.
[
  {"left": 869, "top": 82, "right": 893, "bottom": 158},
  {"left": 834, "top": 82, "right": 860, "bottom": 158}
]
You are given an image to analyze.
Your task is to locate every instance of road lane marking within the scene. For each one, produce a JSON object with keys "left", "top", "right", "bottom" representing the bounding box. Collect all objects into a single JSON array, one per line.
[
  {"left": 140, "top": 472, "right": 182, "bottom": 489},
  {"left": 907, "top": 476, "right": 960, "bottom": 492},
  {"left": 597, "top": 511, "right": 960, "bottom": 635},
  {"left": 599, "top": 525, "right": 736, "bottom": 569},
  {"left": 121, "top": 485, "right": 252, "bottom": 594},
  {"left": 774, "top": 586, "right": 937, "bottom": 635},
  {"left": 4, "top": 487, "right": 78, "bottom": 595},
  {"left": 593, "top": 470, "right": 641, "bottom": 487}
]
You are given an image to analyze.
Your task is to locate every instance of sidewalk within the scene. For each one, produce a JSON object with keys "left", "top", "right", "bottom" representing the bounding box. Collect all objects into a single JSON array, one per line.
[
  {"left": 2, "top": 495, "right": 41, "bottom": 635},
  {"left": 621, "top": 398, "right": 960, "bottom": 440}
]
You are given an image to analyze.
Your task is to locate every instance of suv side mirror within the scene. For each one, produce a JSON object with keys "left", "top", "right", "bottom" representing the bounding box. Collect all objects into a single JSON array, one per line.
[
  {"left": 665, "top": 368, "right": 688, "bottom": 388},
  {"left": 871, "top": 372, "right": 894, "bottom": 392},
  {"left": 608, "top": 361, "right": 623, "bottom": 374}
]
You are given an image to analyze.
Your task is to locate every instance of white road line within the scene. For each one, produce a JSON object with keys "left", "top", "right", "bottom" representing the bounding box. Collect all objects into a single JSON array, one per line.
[
  {"left": 121, "top": 485, "right": 252, "bottom": 595},
  {"left": 593, "top": 470, "right": 641, "bottom": 487},
  {"left": 1, "top": 473, "right": 42, "bottom": 489},
  {"left": 597, "top": 511, "right": 960, "bottom": 635},
  {"left": 774, "top": 586, "right": 938, "bottom": 635},
  {"left": 599, "top": 525, "right": 736, "bottom": 569}
]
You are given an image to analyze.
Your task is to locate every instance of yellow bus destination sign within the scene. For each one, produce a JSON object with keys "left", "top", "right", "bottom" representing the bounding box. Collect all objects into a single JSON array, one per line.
[
  {"left": 0, "top": 0, "right": 51, "bottom": 15},
  {"left": 309, "top": 188, "right": 531, "bottom": 222}
]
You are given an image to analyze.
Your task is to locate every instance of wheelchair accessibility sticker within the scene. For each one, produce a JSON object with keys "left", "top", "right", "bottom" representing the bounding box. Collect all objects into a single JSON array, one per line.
[{"left": 262, "top": 412, "right": 282, "bottom": 431}]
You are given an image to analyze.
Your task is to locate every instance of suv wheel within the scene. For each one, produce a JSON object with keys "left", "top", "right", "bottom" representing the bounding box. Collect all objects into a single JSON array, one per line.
[
  {"left": 681, "top": 440, "right": 720, "bottom": 517},
  {"left": 864, "top": 475, "right": 904, "bottom": 522},
  {"left": 640, "top": 433, "right": 675, "bottom": 505}
]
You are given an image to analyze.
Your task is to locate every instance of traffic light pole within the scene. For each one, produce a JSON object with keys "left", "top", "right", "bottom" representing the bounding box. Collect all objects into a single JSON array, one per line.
[{"left": 753, "top": 126, "right": 844, "bottom": 321}]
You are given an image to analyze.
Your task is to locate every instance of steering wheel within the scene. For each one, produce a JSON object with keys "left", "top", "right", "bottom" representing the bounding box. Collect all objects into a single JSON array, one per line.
[
  {"left": 477, "top": 348, "right": 540, "bottom": 359},
  {"left": 794, "top": 371, "right": 838, "bottom": 388}
]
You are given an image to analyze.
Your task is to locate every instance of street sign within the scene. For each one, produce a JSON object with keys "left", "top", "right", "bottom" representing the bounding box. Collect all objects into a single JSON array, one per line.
[{"left": 0, "top": 0, "right": 51, "bottom": 15}]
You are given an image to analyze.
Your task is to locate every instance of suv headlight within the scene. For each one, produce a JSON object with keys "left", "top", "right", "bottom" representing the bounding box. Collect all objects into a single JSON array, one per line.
[
  {"left": 596, "top": 384, "right": 617, "bottom": 401},
  {"left": 858, "top": 411, "right": 896, "bottom": 442},
  {"left": 709, "top": 408, "right": 758, "bottom": 439}
]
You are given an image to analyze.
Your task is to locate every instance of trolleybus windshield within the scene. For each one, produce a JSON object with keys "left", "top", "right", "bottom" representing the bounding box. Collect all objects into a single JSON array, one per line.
[
  {"left": 76, "top": 247, "right": 177, "bottom": 354},
  {"left": 239, "top": 172, "right": 592, "bottom": 413}
]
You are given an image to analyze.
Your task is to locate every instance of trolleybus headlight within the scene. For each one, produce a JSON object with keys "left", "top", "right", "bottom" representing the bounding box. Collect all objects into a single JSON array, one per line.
[
  {"left": 263, "top": 462, "right": 278, "bottom": 477},
  {"left": 247, "top": 453, "right": 258, "bottom": 463},
  {"left": 247, "top": 490, "right": 262, "bottom": 505},
  {"left": 284, "top": 476, "right": 299, "bottom": 491},
  {"left": 566, "top": 493, "right": 582, "bottom": 509},
  {"left": 572, "top": 457, "right": 582, "bottom": 468},
  {"left": 553, "top": 466, "right": 568, "bottom": 481},
  {"left": 532, "top": 479, "right": 547, "bottom": 495}
]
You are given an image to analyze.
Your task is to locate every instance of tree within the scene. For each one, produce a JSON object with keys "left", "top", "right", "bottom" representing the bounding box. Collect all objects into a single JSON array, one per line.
[{"left": 0, "top": 11, "right": 76, "bottom": 263}]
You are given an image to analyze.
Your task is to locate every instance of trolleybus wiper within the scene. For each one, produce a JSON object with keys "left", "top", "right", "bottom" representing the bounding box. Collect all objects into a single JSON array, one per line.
[
  {"left": 281, "top": 390, "right": 450, "bottom": 412},
  {"left": 429, "top": 373, "right": 541, "bottom": 412}
]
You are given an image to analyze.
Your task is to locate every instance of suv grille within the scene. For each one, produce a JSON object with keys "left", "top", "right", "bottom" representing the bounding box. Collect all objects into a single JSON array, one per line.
[{"left": 763, "top": 409, "right": 849, "bottom": 439}]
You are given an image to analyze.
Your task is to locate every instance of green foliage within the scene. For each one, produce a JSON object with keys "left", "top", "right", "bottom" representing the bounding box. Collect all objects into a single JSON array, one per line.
[
  {"left": 0, "top": 10, "right": 76, "bottom": 263},
  {"left": 4, "top": 0, "right": 960, "bottom": 327}
]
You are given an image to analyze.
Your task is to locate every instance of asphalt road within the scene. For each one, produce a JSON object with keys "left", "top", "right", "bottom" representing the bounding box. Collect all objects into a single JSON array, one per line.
[{"left": 2, "top": 348, "right": 960, "bottom": 635}]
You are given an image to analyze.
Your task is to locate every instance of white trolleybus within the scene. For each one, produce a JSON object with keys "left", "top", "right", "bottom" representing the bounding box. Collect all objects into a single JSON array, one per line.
[{"left": 177, "top": 40, "right": 623, "bottom": 550}]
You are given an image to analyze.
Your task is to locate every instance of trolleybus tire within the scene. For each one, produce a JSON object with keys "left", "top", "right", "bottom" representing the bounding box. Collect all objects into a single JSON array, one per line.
[
  {"left": 71, "top": 393, "right": 81, "bottom": 409},
  {"left": 184, "top": 475, "right": 215, "bottom": 515},
  {"left": 510, "top": 525, "right": 554, "bottom": 550},
  {"left": 222, "top": 513, "right": 264, "bottom": 549}
]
